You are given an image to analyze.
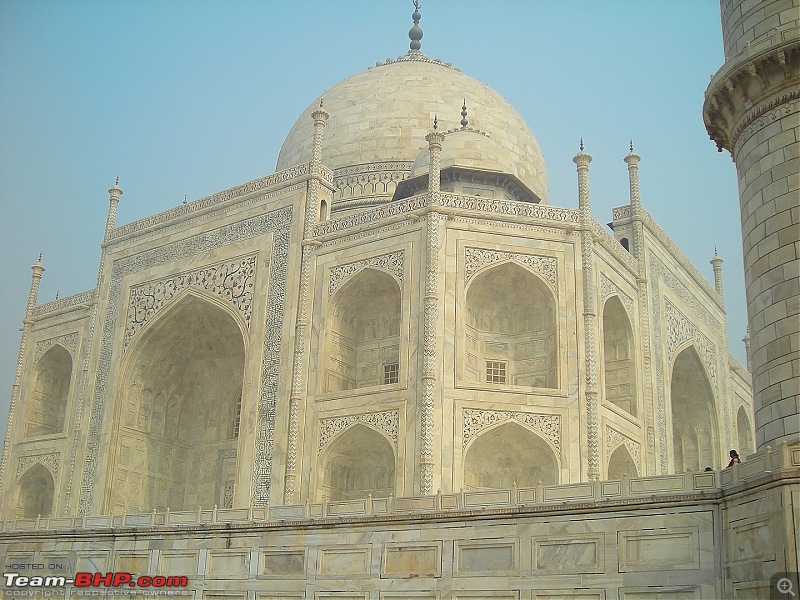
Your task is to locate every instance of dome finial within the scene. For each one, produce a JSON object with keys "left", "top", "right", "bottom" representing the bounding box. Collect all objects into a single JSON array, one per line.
[
  {"left": 409, "top": 0, "right": 423, "bottom": 53},
  {"left": 630, "top": 140, "right": 634, "bottom": 152},
  {"left": 460, "top": 100, "right": 468, "bottom": 129},
  {"left": 433, "top": 114, "right": 438, "bottom": 130},
  {"left": 580, "top": 138, "right": 584, "bottom": 152}
]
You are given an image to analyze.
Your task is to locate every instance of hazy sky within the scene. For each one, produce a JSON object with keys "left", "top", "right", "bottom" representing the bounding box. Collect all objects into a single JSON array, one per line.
[{"left": 0, "top": 1, "right": 746, "bottom": 440}]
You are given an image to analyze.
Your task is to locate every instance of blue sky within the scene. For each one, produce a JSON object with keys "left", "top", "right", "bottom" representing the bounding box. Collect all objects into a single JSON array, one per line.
[{"left": 0, "top": 1, "right": 745, "bottom": 439}]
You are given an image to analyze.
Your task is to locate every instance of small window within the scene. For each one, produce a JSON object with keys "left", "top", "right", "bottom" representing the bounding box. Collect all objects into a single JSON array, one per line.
[
  {"left": 383, "top": 363, "right": 399, "bottom": 385},
  {"left": 620, "top": 237, "right": 630, "bottom": 251},
  {"left": 486, "top": 360, "right": 507, "bottom": 384}
]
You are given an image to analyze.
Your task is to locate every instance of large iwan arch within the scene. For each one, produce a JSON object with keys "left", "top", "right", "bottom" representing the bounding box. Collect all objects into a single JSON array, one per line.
[
  {"left": 671, "top": 346, "right": 718, "bottom": 472},
  {"left": 464, "top": 262, "right": 557, "bottom": 388},
  {"left": 108, "top": 293, "right": 245, "bottom": 513},
  {"left": 319, "top": 423, "right": 396, "bottom": 501},
  {"left": 324, "top": 268, "right": 401, "bottom": 392},
  {"left": 463, "top": 422, "right": 559, "bottom": 490},
  {"left": 25, "top": 344, "right": 72, "bottom": 437}
]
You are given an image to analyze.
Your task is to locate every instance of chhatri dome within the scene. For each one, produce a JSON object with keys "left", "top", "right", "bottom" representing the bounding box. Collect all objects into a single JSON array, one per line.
[{"left": 276, "top": 4, "right": 547, "bottom": 207}]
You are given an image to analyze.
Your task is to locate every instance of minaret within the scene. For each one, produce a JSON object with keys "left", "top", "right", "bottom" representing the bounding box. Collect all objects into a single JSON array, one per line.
[
  {"left": 0, "top": 255, "right": 46, "bottom": 502},
  {"left": 573, "top": 140, "right": 600, "bottom": 480},
  {"left": 283, "top": 98, "right": 329, "bottom": 504},
  {"left": 420, "top": 116, "right": 444, "bottom": 495},
  {"left": 710, "top": 247, "right": 724, "bottom": 299},
  {"left": 703, "top": 0, "right": 799, "bottom": 449}
]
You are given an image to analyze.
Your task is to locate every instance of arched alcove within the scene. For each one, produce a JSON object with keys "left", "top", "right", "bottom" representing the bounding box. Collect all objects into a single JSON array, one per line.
[
  {"left": 109, "top": 294, "right": 245, "bottom": 513},
  {"left": 737, "top": 406, "right": 754, "bottom": 458},
  {"left": 16, "top": 464, "right": 54, "bottom": 519},
  {"left": 671, "top": 346, "right": 718, "bottom": 472},
  {"left": 324, "top": 269, "right": 401, "bottom": 392},
  {"left": 607, "top": 445, "right": 638, "bottom": 480},
  {"left": 25, "top": 345, "right": 72, "bottom": 437},
  {"left": 464, "top": 262, "right": 557, "bottom": 388},
  {"left": 320, "top": 423, "right": 395, "bottom": 501},
  {"left": 602, "top": 297, "right": 637, "bottom": 417},
  {"left": 463, "top": 422, "right": 558, "bottom": 490}
]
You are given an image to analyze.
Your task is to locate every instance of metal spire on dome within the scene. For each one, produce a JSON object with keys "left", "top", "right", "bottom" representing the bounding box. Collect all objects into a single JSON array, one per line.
[
  {"left": 460, "top": 100, "right": 468, "bottom": 129},
  {"left": 580, "top": 138, "right": 584, "bottom": 152},
  {"left": 433, "top": 115, "right": 438, "bottom": 130},
  {"left": 409, "top": 1, "right": 423, "bottom": 53}
]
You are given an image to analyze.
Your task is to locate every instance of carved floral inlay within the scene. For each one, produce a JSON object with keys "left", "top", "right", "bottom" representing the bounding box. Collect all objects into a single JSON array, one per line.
[
  {"left": 124, "top": 256, "right": 257, "bottom": 349},
  {"left": 34, "top": 333, "right": 79, "bottom": 363},
  {"left": 462, "top": 409, "right": 561, "bottom": 455},
  {"left": 328, "top": 251, "right": 404, "bottom": 296},
  {"left": 464, "top": 247, "right": 557, "bottom": 293},
  {"left": 318, "top": 410, "right": 399, "bottom": 454},
  {"left": 16, "top": 453, "right": 60, "bottom": 481},
  {"left": 606, "top": 426, "right": 641, "bottom": 472},
  {"left": 664, "top": 298, "right": 717, "bottom": 382}
]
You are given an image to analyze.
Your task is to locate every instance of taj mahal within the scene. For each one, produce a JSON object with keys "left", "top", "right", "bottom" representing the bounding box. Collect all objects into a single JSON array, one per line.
[{"left": 0, "top": 1, "right": 797, "bottom": 598}]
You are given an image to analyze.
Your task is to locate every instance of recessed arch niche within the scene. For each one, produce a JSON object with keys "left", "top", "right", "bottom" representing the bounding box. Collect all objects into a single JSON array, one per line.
[
  {"left": 319, "top": 423, "right": 395, "bottom": 501},
  {"left": 671, "top": 346, "right": 718, "bottom": 472},
  {"left": 602, "top": 296, "right": 637, "bottom": 417},
  {"left": 25, "top": 344, "right": 72, "bottom": 437},
  {"left": 108, "top": 293, "right": 245, "bottom": 513},
  {"left": 15, "top": 464, "right": 54, "bottom": 519},
  {"left": 607, "top": 445, "right": 638, "bottom": 480},
  {"left": 463, "top": 422, "right": 559, "bottom": 490},
  {"left": 324, "top": 268, "right": 401, "bottom": 392},
  {"left": 737, "top": 406, "right": 754, "bottom": 458},
  {"left": 463, "top": 262, "right": 557, "bottom": 388}
]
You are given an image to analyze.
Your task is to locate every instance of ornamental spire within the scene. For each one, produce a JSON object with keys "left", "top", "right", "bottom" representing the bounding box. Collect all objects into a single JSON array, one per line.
[
  {"left": 409, "top": 1, "right": 423, "bottom": 53},
  {"left": 460, "top": 100, "right": 468, "bottom": 129}
]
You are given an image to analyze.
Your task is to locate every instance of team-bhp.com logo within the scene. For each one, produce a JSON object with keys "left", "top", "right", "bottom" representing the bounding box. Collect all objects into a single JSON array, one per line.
[{"left": 4, "top": 572, "right": 188, "bottom": 589}]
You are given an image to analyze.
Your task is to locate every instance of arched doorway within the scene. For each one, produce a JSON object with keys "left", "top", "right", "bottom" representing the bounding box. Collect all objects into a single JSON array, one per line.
[
  {"left": 737, "top": 406, "right": 754, "bottom": 458},
  {"left": 324, "top": 269, "right": 401, "bottom": 392},
  {"left": 25, "top": 345, "right": 72, "bottom": 437},
  {"left": 464, "top": 263, "right": 557, "bottom": 388},
  {"left": 109, "top": 294, "right": 245, "bottom": 513},
  {"left": 320, "top": 423, "right": 395, "bottom": 501},
  {"left": 463, "top": 422, "right": 558, "bottom": 490},
  {"left": 671, "top": 346, "right": 718, "bottom": 472}
]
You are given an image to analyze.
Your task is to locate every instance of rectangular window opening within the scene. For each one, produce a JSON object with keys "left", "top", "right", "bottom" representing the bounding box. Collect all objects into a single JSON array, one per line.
[
  {"left": 383, "top": 363, "right": 399, "bottom": 385},
  {"left": 486, "top": 360, "right": 507, "bottom": 384}
]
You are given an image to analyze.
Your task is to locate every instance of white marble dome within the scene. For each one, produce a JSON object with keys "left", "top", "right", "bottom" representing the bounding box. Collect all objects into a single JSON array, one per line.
[{"left": 276, "top": 54, "right": 548, "bottom": 205}]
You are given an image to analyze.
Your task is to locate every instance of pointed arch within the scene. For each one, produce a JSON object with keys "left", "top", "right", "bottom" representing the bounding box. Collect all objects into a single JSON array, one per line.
[
  {"left": 109, "top": 293, "right": 245, "bottom": 513},
  {"left": 670, "top": 345, "right": 718, "bottom": 472},
  {"left": 324, "top": 268, "right": 402, "bottom": 392},
  {"left": 602, "top": 296, "right": 637, "bottom": 417},
  {"left": 463, "top": 421, "right": 559, "bottom": 490},
  {"left": 319, "top": 423, "right": 396, "bottom": 501},
  {"left": 463, "top": 262, "right": 557, "bottom": 388},
  {"left": 607, "top": 444, "right": 638, "bottom": 480},
  {"left": 737, "top": 406, "right": 754, "bottom": 458},
  {"left": 15, "top": 464, "right": 54, "bottom": 519},
  {"left": 25, "top": 344, "right": 72, "bottom": 437}
]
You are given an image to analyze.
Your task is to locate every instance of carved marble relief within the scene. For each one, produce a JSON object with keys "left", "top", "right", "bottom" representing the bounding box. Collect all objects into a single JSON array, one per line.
[
  {"left": 124, "top": 255, "right": 257, "bottom": 349},
  {"left": 318, "top": 410, "right": 399, "bottom": 453},
  {"left": 328, "top": 251, "right": 405, "bottom": 296},
  {"left": 34, "top": 333, "right": 79, "bottom": 364},
  {"left": 16, "top": 453, "right": 60, "bottom": 480},
  {"left": 464, "top": 247, "right": 557, "bottom": 293},
  {"left": 462, "top": 408, "right": 561, "bottom": 457},
  {"left": 600, "top": 275, "right": 634, "bottom": 319},
  {"left": 605, "top": 426, "right": 641, "bottom": 472}
]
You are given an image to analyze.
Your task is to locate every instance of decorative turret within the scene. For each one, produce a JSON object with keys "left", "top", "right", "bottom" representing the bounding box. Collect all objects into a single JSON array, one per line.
[
  {"left": 105, "top": 176, "right": 123, "bottom": 240},
  {"left": 710, "top": 247, "right": 724, "bottom": 298},
  {"left": 573, "top": 138, "right": 592, "bottom": 220},
  {"left": 26, "top": 254, "right": 45, "bottom": 317},
  {"left": 425, "top": 115, "right": 445, "bottom": 197},
  {"left": 310, "top": 98, "right": 329, "bottom": 174}
]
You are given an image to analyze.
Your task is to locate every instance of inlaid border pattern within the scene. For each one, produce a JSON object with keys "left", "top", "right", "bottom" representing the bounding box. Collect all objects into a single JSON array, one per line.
[
  {"left": 606, "top": 426, "right": 642, "bottom": 473},
  {"left": 16, "top": 452, "right": 60, "bottom": 481},
  {"left": 464, "top": 247, "right": 557, "bottom": 293},
  {"left": 78, "top": 205, "right": 292, "bottom": 514}
]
